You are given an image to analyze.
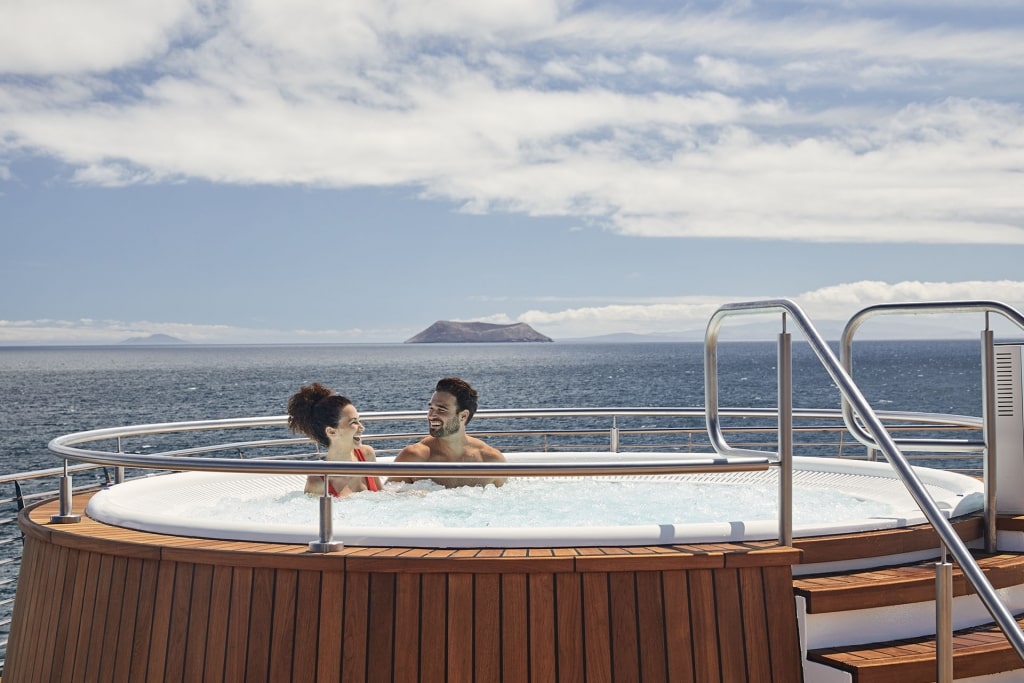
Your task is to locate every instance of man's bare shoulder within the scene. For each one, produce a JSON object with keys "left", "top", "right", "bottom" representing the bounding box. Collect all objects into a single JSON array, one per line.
[
  {"left": 395, "top": 440, "right": 431, "bottom": 462},
  {"left": 467, "top": 436, "right": 506, "bottom": 462}
]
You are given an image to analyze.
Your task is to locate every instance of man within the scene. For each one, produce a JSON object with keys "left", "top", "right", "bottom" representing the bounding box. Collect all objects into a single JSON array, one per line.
[{"left": 393, "top": 377, "right": 506, "bottom": 487}]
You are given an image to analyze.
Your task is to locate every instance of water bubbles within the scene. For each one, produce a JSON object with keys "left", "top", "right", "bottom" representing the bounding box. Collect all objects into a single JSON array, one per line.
[{"left": 175, "top": 476, "right": 894, "bottom": 530}]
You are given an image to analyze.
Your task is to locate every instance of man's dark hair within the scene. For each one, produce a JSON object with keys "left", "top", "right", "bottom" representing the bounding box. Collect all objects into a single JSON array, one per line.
[{"left": 436, "top": 377, "right": 479, "bottom": 424}]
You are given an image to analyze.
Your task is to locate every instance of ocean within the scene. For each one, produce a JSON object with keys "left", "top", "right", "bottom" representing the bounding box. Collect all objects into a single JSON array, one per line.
[{"left": 0, "top": 339, "right": 986, "bottom": 474}]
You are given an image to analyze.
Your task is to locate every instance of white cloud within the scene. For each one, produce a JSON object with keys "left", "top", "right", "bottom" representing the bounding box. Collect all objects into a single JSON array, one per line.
[
  {"left": 5, "top": 281, "right": 1024, "bottom": 344},
  {"left": 0, "top": 0, "right": 201, "bottom": 74},
  {"left": 514, "top": 281, "right": 1024, "bottom": 339},
  {"left": 694, "top": 55, "right": 766, "bottom": 89},
  {"left": 70, "top": 163, "right": 158, "bottom": 186},
  {"left": 540, "top": 60, "right": 582, "bottom": 82},
  {"left": 0, "top": 318, "right": 412, "bottom": 345},
  {"left": 2, "top": 2, "right": 1023, "bottom": 244},
  {"left": 546, "top": 10, "right": 1024, "bottom": 68},
  {"left": 455, "top": 313, "right": 516, "bottom": 324},
  {"left": 631, "top": 53, "right": 670, "bottom": 75}
]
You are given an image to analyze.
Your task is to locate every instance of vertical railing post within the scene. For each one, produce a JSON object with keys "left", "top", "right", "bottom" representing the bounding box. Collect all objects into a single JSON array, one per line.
[
  {"left": 115, "top": 436, "right": 125, "bottom": 485},
  {"left": 49, "top": 460, "right": 81, "bottom": 524},
  {"left": 308, "top": 475, "right": 343, "bottom": 553},
  {"left": 936, "top": 545, "right": 954, "bottom": 683},
  {"left": 980, "top": 325, "right": 997, "bottom": 553},
  {"left": 778, "top": 318, "right": 793, "bottom": 546},
  {"left": 610, "top": 416, "right": 620, "bottom": 453}
]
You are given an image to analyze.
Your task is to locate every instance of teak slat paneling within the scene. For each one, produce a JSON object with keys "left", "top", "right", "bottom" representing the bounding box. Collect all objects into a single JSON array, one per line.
[
  {"left": 738, "top": 566, "right": 772, "bottom": 681},
  {"left": 474, "top": 573, "right": 502, "bottom": 682},
  {"left": 502, "top": 573, "right": 530, "bottom": 682},
  {"left": 6, "top": 495, "right": 804, "bottom": 682}
]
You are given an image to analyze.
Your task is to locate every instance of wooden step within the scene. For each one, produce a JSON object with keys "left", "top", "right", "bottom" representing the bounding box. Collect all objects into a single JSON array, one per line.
[
  {"left": 793, "top": 515, "right": 983, "bottom": 567},
  {"left": 997, "top": 515, "right": 1024, "bottom": 534},
  {"left": 795, "top": 552, "right": 1024, "bottom": 614},
  {"left": 806, "top": 613, "right": 1024, "bottom": 683}
]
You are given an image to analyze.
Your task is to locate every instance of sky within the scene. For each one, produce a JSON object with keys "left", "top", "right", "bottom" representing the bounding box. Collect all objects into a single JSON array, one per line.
[{"left": 2, "top": 0, "right": 1024, "bottom": 345}]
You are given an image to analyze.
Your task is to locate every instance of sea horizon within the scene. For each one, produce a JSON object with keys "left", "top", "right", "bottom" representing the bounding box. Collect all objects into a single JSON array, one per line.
[
  {"left": 0, "top": 339, "right": 991, "bottom": 475},
  {"left": 0, "top": 331, "right": 1003, "bottom": 349}
]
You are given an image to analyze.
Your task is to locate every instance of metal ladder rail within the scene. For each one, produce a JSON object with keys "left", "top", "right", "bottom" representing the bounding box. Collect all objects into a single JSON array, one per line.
[
  {"left": 703, "top": 297, "right": 1024, "bottom": 674},
  {"left": 841, "top": 300, "right": 1024, "bottom": 551}
]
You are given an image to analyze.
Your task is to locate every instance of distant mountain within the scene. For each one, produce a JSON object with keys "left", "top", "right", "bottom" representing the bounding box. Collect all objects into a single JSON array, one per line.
[
  {"left": 120, "top": 333, "right": 188, "bottom": 345},
  {"left": 562, "top": 323, "right": 835, "bottom": 343},
  {"left": 406, "top": 321, "right": 553, "bottom": 343},
  {"left": 560, "top": 331, "right": 697, "bottom": 343},
  {"left": 562, "top": 317, "right": 985, "bottom": 344}
]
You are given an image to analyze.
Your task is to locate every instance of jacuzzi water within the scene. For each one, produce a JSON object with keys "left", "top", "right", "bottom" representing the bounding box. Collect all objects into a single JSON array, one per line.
[
  {"left": 86, "top": 454, "right": 985, "bottom": 548},
  {"left": 186, "top": 476, "right": 891, "bottom": 529}
]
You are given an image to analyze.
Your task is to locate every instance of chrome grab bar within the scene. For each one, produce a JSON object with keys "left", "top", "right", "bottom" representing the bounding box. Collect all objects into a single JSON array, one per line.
[
  {"left": 841, "top": 301, "right": 1024, "bottom": 555},
  {"left": 43, "top": 450, "right": 773, "bottom": 479},
  {"left": 705, "top": 297, "right": 1024, "bottom": 678},
  {"left": 840, "top": 300, "right": 1024, "bottom": 452}
]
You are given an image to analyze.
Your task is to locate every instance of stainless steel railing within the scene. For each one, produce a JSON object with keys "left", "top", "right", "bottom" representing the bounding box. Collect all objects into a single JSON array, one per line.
[
  {"left": 42, "top": 405, "right": 988, "bottom": 534},
  {"left": 42, "top": 408, "right": 983, "bottom": 461},
  {"left": 46, "top": 410, "right": 783, "bottom": 546},
  {"left": 704, "top": 298, "right": 1024, "bottom": 681},
  {"left": 840, "top": 301, "right": 1024, "bottom": 548},
  {"left": 839, "top": 300, "right": 1024, "bottom": 682}
]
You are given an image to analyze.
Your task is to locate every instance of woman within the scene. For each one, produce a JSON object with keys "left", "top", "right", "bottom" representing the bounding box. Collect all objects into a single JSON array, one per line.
[{"left": 286, "top": 382, "right": 383, "bottom": 497}]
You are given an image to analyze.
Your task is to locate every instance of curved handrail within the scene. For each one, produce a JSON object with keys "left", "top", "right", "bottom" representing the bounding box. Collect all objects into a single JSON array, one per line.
[
  {"left": 46, "top": 407, "right": 982, "bottom": 454},
  {"left": 841, "top": 300, "right": 1024, "bottom": 450},
  {"left": 705, "top": 299, "right": 829, "bottom": 460},
  {"left": 45, "top": 406, "right": 784, "bottom": 552},
  {"left": 45, "top": 407, "right": 983, "bottom": 480},
  {"left": 48, "top": 437, "right": 771, "bottom": 478},
  {"left": 704, "top": 297, "right": 1024, "bottom": 666}
]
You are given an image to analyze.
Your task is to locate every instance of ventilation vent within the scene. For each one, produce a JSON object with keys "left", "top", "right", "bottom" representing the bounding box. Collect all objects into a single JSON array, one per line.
[{"left": 996, "top": 349, "right": 1019, "bottom": 417}]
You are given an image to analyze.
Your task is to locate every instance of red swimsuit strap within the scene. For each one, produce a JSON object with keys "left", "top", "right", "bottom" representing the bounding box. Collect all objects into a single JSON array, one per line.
[
  {"left": 353, "top": 448, "right": 380, "bottom": 492},
  {"left": 327, "top": 448, "right": 379, "bottom": 496}
]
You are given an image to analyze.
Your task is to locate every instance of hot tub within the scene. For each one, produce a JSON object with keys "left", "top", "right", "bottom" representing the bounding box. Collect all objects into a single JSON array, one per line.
[{"left": 85, "top": 453, "right": 984, "bottom": 547}]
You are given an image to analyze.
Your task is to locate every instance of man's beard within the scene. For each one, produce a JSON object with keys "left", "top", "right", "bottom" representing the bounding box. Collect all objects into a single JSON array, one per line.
[{"left": 429, "top": 414, "right": 461, "bottom": 437}]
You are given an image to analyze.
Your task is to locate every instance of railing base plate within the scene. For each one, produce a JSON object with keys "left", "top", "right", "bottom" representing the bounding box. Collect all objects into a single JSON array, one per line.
[
  {"left": 49, "top": 514, "right": 82, "bottom": 524},
  {"left": 308, "top": 541, "right": 344, "bottom": 553}
]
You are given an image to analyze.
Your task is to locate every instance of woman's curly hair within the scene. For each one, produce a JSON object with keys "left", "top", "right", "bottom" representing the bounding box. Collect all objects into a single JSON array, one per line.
[{"left": 287, "top": 382, "right": 352, "bottom": 448}]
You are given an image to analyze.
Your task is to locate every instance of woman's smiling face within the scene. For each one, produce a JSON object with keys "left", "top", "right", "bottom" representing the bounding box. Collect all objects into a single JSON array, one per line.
[{"left": 331, "top": 403, "right": 364, "bottom": 444}]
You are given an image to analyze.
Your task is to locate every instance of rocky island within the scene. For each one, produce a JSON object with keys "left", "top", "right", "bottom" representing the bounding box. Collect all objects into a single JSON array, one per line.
[{"left": 406, "top": 321, "right": 553, "bottom": 343}]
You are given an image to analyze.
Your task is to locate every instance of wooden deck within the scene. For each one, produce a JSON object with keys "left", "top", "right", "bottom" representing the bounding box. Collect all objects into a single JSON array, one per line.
[{"left": 5, "top": 494, "right": 805, "bottom": 683}]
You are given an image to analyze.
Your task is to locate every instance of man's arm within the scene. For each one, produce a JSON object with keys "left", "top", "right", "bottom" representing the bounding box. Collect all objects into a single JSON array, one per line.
[
  {"left": 388, "top": 441, "right": 430, "bottom": 482},
  {"left": 480, "top": 443, "right": 507, "bottom": 487}
]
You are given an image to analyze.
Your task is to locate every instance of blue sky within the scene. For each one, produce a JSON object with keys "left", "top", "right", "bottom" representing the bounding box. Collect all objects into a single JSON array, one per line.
[{"left": 2, "top": 0, "right": 1024, "bottom": 344}]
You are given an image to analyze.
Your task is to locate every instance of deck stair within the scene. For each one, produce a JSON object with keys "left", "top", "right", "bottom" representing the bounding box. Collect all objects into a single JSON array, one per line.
[{"left": 794, "top": 515, "right": 1024, "bottom": 682}]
